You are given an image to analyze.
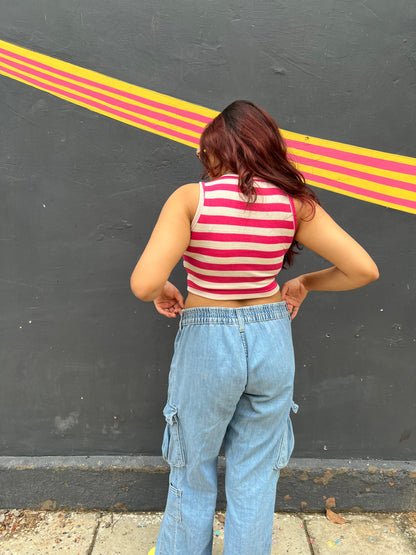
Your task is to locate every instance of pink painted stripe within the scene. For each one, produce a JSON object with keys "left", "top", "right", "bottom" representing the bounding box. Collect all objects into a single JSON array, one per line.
[
  {"left": 293, "top": 153, "right": 416, "bottom": 194},
  {"left": 187, "top": 280, "right": 277, "bottom": 295},
  {"left": 204, "top": 198, "right": 292, "bottom": 212},
  {"left": 186, "top": 269, "right": 271, "bottom": 283},
  {"left": 4, "top": 46, "right": 415, "bottom": 183},
  {"left": 0, "top": 64, "right": 198, "bottom": 145},
  {"left": 198, "top": 214, "right": 294, "bottom": 229},
  {"left": 0, "top": 56, "right": 204, "bottom": 135},
  {"left": 0, "top": 47, "right": 212, "bottom": 125},
  {"left": 183, "top": 255, "right": 283, "bottom": 272},
  {"left": 302, "top": 171, "right": 416, "bottom": 210},
  {"left": 185, "top": 246, "right": 287, "bottom": 258},
  {"left": 192, "top": 232, "right": 294, "bottom": 244},
  {"left": 287, "top": 138, "right": 416, "bottom": 177}
]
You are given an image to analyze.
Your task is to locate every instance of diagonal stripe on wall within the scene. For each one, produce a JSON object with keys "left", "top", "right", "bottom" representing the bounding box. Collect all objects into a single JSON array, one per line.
[{"left": 0, "top": 39, "right": 415, "bottom": 214}]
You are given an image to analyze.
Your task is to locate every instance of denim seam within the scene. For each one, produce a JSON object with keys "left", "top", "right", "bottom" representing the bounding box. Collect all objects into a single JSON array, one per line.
[
  {"left": 235, "top": 312, "right": 249, "bottom": 361},
  {"left": 240, "top": 331, "right": 248, "bottom": 360}
]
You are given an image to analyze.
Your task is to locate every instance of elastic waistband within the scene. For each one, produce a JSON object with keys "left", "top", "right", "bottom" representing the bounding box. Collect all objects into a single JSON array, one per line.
[{"left": 179, "top": 301, "right": 290, "bottom": 327}]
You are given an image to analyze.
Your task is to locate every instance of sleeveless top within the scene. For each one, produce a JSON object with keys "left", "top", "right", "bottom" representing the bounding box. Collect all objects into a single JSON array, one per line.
[{"left": 183, "top": 174, "right": 297, "bottom": 300}]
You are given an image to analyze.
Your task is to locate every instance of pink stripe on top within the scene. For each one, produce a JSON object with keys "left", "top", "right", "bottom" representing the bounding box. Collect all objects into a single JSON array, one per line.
[{"left": 183, "top": 174, "right": 296, "bottom": 300}]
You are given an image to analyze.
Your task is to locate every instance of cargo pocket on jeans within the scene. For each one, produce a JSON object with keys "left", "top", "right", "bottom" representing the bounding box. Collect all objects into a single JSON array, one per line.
[
  {"left": 161, "top": 403, "right": 185, "bottom": 468},
  {"left": 272, "top": 401, "right": 298, "bottom": 470}
]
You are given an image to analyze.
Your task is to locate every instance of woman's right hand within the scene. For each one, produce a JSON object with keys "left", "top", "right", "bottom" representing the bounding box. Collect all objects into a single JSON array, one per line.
[
  {"left": 281, "top": 277, "right": 309, "bottom": 320},
  {"left": 153, "top": 281, "right": 185, "bottom": 318}
]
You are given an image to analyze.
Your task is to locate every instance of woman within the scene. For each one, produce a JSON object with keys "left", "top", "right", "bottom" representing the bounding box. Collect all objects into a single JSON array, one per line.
[{"left": 131, "top": 100, "right": 379, "bottom": 555}]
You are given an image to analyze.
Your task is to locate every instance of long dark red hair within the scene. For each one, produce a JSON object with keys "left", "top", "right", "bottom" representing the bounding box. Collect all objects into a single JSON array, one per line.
[{"left": 198, "top": 100, "right": 320, "bottom": 267}]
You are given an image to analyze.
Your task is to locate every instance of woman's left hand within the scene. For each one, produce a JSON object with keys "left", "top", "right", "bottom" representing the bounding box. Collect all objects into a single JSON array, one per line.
[
  {"left": 153, "top": 281, "right": 185, "bottom": 318},
  {"left": 281, "top": 277, "right": 309, "bottom": 320}
]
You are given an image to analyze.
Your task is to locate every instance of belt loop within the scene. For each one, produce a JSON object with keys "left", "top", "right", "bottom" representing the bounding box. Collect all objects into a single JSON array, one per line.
[
  {"left": 236, "top": 310, "right": 244, "bottom": 333},
  {"left": 179, "top": 312, "right": 183, "bottom": 330}
]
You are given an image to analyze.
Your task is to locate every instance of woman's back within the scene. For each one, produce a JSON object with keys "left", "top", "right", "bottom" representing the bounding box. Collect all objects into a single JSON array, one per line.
[{"left": 183, "top": 173, "right": 296, "bottom": 301}]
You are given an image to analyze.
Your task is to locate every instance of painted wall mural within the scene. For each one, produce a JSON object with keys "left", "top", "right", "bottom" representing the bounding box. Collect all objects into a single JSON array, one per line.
[
  {"left": 1, "top": 0, "right": 415, "bottom": 510},
  {"left": 1, "top": 38, "right": 415, "bottom": 215}
]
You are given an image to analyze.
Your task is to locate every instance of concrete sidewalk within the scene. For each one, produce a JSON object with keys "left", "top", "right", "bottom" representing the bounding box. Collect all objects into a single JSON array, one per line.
[{"left": 0, "top": 509, "right": 415, "bottom": 554}]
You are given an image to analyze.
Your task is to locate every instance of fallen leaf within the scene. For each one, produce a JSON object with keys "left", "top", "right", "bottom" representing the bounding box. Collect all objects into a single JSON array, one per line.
[
  {"left": 326, "top": 497, "right": 336, "bottom": 509},
  {"left": 218, "top": 513, "right": 225, "bottom": 523},
  {"left": 326, "top": 508, "right": 347, "bottom": 524},
  {"left": 113, "top": 503, "right": 127, "bottom": 512},
  {"left": 40, "top": 500, "right": 56, "bottom": 511}
]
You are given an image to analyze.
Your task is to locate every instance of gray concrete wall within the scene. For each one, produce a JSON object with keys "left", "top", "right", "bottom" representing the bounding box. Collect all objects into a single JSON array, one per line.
[{"left": 0, "top": 0, "right": 415, "bottom": 509}]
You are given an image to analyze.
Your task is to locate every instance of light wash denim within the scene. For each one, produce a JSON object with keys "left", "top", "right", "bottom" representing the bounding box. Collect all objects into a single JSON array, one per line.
[{"left": 155, "top": 302, "right": 298, "bottom": 555}]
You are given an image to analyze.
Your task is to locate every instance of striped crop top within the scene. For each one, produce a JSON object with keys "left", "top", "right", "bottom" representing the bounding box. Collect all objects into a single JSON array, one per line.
[{"left": 183, "top": 174, "right": 297, "bottom": 300}]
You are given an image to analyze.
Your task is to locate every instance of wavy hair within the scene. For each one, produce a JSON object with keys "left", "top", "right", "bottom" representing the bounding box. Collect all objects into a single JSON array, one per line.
[{"left": 198, "top": 100, "right": 320, "bottom": 267}]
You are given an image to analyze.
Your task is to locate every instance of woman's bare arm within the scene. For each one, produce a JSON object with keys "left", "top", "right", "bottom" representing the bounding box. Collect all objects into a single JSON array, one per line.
[
  {"left": 282, "top": 200, "right": 379, "bottom": 318},
  {"left": 130, "top": 183, "right": 199, "bottom": 304}
]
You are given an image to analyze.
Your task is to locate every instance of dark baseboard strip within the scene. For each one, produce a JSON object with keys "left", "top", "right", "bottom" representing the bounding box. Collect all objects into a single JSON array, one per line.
[{"left": 0, "top": 456, "right": 415, "bottom": 511}]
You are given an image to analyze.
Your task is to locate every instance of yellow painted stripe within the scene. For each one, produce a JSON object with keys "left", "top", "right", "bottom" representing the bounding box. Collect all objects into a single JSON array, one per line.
[
  {"left": 0, "top": 67, "right": 201, "bottom": 147},
  {"left": 288, "top": 147, "right": 416, "bottom": 187},
  {"left": 0, "top": 38, "right": 415, "bottom": 214},
  {"left": 0, "top": 40, "right": 217, "bottom": 119},
  {"left": 284, "top": 129, "right": 416, "bottom": 168},
  {"left": 0, "top": 61, "right": 202, "bottom": 139},
  {"left": 299, "top": 163, "right": 416, "bottom": 201},
  {"left": 0, "top": 48, "right": 208, "bottom": 129},
  {"left": 306, "top": 179, "right": 416, "bottom": 215}
]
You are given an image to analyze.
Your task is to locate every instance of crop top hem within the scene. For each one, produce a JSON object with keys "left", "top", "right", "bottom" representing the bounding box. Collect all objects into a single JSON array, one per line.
[{"left": 187, "top": 282, "right": 280, "bottom": 301}]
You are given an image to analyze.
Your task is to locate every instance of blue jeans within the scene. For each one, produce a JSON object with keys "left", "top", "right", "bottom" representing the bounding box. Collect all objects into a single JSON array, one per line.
[{"left": 155, "top": 302, "right": 297, "bottom": 555}]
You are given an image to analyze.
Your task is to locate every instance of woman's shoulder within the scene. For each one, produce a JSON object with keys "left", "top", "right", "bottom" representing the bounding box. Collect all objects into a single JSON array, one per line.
[
  {"left": 169, "top": 182, "right": 201, "bottom": 221},
  {"left": 292, "top": 196, "right": 319, "bottom": 221},
  {"left": 174, "top": 182, "right": 201, "bottom": 195}
]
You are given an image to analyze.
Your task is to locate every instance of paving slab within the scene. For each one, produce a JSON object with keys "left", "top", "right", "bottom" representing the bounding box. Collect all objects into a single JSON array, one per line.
[
  {"left": 213, "top": 513, "right": 312, "bottom": 554},
  {"left": 305, "top": 512, "right": 416, "bottom": 554},
  {"left": 271, "top": 513, "right": 312, "bottom": 554},
  {"left": 0, "top": 509, "right": 99, "bottom": 554},
  {"left": 93, "top": 512, "right": 163, "bottom": 554},
  {"left": 92, "top": 512, "right": 311, "bottom": 554},
  {"left": 1, "top": 510, "right": 415, "bottom": 554}
]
